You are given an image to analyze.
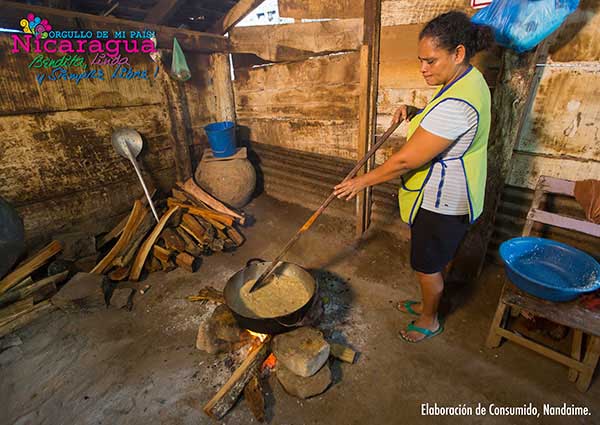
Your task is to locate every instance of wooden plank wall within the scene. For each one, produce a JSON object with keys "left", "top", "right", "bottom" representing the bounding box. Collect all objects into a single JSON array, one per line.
[
  {"left": 506, "top": 0, "right": 600, "bottom": 190},
  {"left": 0, "top": 34, "right": 216, "bottom": 247},
  {"left": 231, "top": 1, "right": 500, "bottom": 163},
  {"left": 231, "top": 18, "right": 363, "bottom": 160}
]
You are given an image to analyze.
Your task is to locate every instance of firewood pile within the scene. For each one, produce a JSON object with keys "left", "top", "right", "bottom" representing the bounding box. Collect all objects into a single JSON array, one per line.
[
  {"left": 91, "top": 178, "right": 247, "bottom": 282},
  {"left": 0, "top": 241, "right": 68, "bottom": 338}
]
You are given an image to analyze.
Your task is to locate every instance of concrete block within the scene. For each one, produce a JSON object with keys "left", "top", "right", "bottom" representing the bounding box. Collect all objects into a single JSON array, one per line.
[
  {"left": 272, "top": 327, "right": 330, "bottom": 377},
  {"left": 276, "top": 362, "right": 331, "bottom": 399}
]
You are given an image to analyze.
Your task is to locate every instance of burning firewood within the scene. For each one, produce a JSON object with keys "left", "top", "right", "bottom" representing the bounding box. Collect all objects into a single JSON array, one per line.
[
  {"left": 244, "top": 375, "right": 265, "bottom": 422},
  {"left": 203, "top": 336, "right": 271, "bottom": 420}
]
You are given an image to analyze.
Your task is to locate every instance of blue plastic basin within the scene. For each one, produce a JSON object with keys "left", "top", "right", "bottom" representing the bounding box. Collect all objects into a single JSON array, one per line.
[
  {"left": 204, "top": 121, "right": 236, "bottom": 158},
  {"left": 499, "top": 237, "right": 600, "bottom": 302}
]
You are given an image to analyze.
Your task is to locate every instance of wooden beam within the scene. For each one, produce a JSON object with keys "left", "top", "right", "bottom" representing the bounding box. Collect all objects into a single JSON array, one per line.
[
  {"left": 159, "top": 66, "right": 193, "bottom": 182},
  {"left": 279, "top": 0, "right": 364, "bottom": 19},
  {"left": 209, "top": 53, "right": 236, "bottom": 122},
  {"left": 356, "top": 0, "right": 382, "bottom": 237},
  {"left": 145, "top": 0, "right": 184, "bottom": 24},
  {"left": 230, "top": 19, "right": 363, "bottom": 62},
  {"left": 1, "top": 1, "right": 229, "bottom": 53},
  {"left": 209, "top": 0, "right": 264, "bottom": 35}
]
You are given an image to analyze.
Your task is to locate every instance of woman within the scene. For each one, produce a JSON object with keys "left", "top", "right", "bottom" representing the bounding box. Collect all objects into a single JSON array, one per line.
[{"left": 334, "top": 11, "right": 493, "bottom": 343}]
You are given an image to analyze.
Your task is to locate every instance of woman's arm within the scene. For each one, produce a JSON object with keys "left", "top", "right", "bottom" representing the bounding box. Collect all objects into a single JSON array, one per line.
[{"left": 333, "top": 126, "right": 454, "bottom": 200}]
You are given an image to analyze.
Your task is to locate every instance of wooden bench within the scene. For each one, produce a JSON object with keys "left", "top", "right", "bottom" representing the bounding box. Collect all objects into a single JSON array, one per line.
[{"left": 485, "top": 175, "right": 600, "bottom": 392}]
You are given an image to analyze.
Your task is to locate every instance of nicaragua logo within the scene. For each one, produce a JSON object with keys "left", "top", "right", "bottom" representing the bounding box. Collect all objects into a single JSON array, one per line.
[
  {"left": 20, "top": 13, "right": 52, "bottom": 39},
  {"left": 11, "top": 14, "right": 160, "bottom": 85}
]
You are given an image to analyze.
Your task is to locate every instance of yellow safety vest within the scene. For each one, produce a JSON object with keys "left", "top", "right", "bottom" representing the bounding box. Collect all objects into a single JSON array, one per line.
[{"left": 398, "top": 65, "right": 491, "bottom": 225}]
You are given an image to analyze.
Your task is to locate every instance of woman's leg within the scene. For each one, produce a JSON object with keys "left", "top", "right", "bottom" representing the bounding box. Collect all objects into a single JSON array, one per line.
[{"left": 399, "top": 271, "right": 443, "bottom": 342}]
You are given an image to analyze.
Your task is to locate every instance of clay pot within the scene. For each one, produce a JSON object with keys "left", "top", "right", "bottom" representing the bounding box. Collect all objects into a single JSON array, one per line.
[{"left": 195, "top": 148, "right": 256, "bottom": 209}]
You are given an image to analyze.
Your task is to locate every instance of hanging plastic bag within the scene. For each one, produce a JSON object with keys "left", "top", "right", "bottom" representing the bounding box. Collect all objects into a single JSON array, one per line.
[
  {"left": 471, "top": 0, "right": 579, "bottom": 53},
  {"left": 171, "top": 37, "right": 191, "bottom": 81}
]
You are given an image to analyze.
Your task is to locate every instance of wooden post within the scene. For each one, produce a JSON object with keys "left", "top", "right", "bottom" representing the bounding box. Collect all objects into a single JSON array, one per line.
[
  {"left": 209, "top": 53, "right": 236, "bottom": 122},
  {"left": 356, "top": 0, "right": 381, "bottom": 237},
  {"left": 450, "top": 45, "right": 548, "bottom": 282},
  {"left": 160, "top": 65, "right": 193, "bottom": 181}
]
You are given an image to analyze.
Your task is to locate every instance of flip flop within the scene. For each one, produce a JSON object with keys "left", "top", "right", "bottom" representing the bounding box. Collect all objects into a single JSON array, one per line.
[
  {"left": 399, "top": 321, "right": 444, "bottom": 343},
  {"left": 396, "top": 300, "right": 421, "bottom": 316}
]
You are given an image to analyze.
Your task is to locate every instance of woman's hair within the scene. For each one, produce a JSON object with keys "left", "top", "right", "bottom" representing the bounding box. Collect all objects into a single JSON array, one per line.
[{"left": 419, "top": 11, "right": 493, "bottom": 62}]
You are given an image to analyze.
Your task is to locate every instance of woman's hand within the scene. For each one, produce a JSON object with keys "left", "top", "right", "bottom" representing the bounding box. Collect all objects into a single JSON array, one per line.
[
  {"left": 333, "top": 176, "right": 368, "bottom": 201},
  {"left": 392, "top": 104, "right": 418, "bottom": 124}
]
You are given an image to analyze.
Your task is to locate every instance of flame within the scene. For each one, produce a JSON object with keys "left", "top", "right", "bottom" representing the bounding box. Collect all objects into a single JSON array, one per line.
[
  {"left": 247, "top": 329, "right": 269, "bottom": 343},
  {"left": 261, "top": 353, "right": 277, "bottom": 372}
]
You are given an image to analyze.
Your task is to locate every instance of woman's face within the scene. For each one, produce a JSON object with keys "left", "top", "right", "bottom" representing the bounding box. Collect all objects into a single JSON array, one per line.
[{"left": 417, "top": 36, "right": 466, "bottom": 86}]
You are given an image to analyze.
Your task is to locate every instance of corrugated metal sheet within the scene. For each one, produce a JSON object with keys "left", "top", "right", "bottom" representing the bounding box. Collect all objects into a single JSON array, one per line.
[{"left": 249, "top": 142, "right": 409, "bottom": 235}]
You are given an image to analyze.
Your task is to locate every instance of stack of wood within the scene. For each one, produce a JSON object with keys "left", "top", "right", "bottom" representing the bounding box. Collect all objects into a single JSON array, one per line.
[
  {"left": 0, "top": 240, "right": 68, "bottom": 338},
  {"left": 92, "top": 178, "right": 246, "bottom": 282}
]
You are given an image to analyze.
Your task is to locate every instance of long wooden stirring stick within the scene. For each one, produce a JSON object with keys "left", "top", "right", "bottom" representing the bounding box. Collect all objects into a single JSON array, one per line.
[{"left": 248, "top": 119, "right": 403, "bottom": 293}]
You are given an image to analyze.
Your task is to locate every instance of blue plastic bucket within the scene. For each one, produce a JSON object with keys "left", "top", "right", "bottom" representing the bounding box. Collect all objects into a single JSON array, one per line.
[{"left": 204, "top": 121, "right": 236, "bottom": 158}]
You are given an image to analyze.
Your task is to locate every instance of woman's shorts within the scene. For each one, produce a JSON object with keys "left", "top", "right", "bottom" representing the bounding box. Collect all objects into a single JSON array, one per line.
[{"left": 410, "top": 208, "right": 470, "bottom": 274}]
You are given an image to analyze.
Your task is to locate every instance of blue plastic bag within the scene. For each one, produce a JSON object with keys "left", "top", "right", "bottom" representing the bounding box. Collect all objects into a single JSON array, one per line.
[{"left": 472, "top": 0, "right": 579, "bottom": 53}]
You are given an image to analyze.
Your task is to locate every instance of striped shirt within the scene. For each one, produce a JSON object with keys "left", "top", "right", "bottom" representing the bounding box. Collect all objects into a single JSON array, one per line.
[{"left": 419, "top": 99, "right": 478, "bottom": 215}]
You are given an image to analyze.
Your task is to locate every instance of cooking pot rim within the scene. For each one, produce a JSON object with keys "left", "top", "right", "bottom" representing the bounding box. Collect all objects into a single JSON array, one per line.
[{"left": 224, "top": 260, "right": 317, "bottom": 321}]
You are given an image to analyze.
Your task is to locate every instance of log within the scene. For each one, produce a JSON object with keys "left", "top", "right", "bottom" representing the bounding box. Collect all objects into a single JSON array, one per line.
[
  {"left": 204, "top": 337, "right": 270, "bottom": 419},
  {"left": 175, "top": 227, "right": 202, "bottom": 256},
  {"left": 108, "top": 267, "right": 130, "bottom": 282},
  {"left": 0, "top": 297, "right": 34, "bottom": 326},
  {"left": 175, "top": 252, "right": 200, "bottom": 272},
  {"left": 0, "top": 271, "right": 69, "bottom": 309},
  {"left": 0, "top": 300, "right": 56, "bottom": 338},
  {"left": 112, "top": 213, "right": 154, "bottom": 268},
  {"left": 96, "top": 215, "right": 127, "bottom": 249},
  {"left": 96, "top": 190, "right": 157, "bottom": 249},
  {"left": 225, "top": 227, "right": 245, "bottom": 247},
  {"left": 167, "top": 199, "right": 235, "bottom": 227},
  {"left": 330, "top": 342, "right": 357, "bottom": 364},
  {"left": 179, "top": 179, "right": 245, "bottom": 225},
  {"left": 129, "top": 206, "right": 180, "bottom": 281},
  {"left": 9, "top": 277, "right": 33, "bottom": 293},
  {"left": 153, "top": 245, "right": 173, "bottom": 264},
  {"left": 91, "top": 201, "right": 147, "bottom": 274},
  {"left": 172, "top": 188, "right": 207, "bottom": 208},
  {"left": 161, "top": 227, "right": 186, "bottom": 252},
  {"left": 244, "top": 375, "right": 265, "bottom": 422},
  {"left": 181, "top": 213, "right": 208, "bottom": 244},
  {"left": 0, "top": 240, "right": 63, "bottom": 295},
  {"left": 146, "top": 257, "right": 162, "bottom": 274}
]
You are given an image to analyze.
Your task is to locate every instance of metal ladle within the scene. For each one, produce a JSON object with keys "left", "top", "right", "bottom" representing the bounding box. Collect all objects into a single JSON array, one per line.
[{"left": 111, "top": 127, "right": 160, "bottom": 222}]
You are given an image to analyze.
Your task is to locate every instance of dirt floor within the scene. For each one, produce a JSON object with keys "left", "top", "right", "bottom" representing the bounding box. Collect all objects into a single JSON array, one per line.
[{"left": 2, "top": 194, "right": 599, "bottom": 425}]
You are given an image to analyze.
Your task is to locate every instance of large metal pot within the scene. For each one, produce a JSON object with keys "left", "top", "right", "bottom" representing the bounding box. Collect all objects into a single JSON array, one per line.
[{"left": 224, "top": 259, "right": 317, "bottom": 334}]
